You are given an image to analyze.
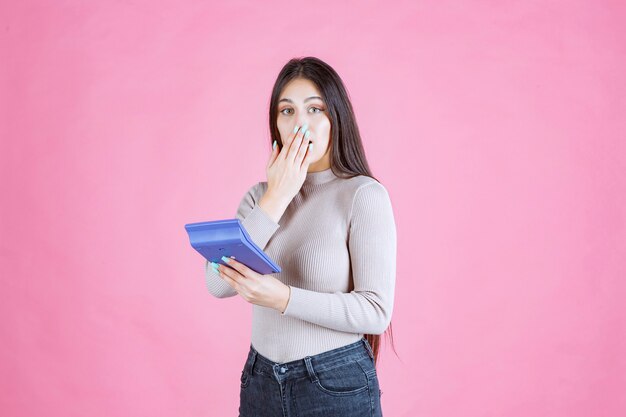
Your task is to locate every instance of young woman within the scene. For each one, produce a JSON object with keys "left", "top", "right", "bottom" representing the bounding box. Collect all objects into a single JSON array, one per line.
[{"left": 205, "top": 56, "right": 397, "bottom": 417}]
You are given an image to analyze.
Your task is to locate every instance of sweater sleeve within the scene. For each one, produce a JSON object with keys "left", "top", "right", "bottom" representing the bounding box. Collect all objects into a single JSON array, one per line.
[
  {"left": 281, "top": 182, "right": 397, "bottom": 335},
  {"left": 205, "top": 182, "right": 281, "bottom": 298}
]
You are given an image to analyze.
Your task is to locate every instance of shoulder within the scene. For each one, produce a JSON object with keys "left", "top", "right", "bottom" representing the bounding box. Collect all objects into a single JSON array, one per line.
[
  {"left": 344, "top": 175, "right": 392, "bottom": 216},
  {"left": 351, "top": 175, "right": 384, "bottom": 188},
  {"left": 344, "top": 175, "right": 390, "bottom": 198}
]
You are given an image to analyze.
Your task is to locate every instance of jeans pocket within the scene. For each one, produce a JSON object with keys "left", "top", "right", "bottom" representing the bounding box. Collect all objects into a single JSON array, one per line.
[{"left": 313, "top": 359, "right": 370, "bottom": 397}]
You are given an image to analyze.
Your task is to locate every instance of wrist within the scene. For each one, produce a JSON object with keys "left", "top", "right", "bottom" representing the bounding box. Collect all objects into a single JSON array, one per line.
[
  {"left": 259, "top": 191, "right": 291, "bottom": 224},
  {"left": 263, "top": 189, "right": 291, "bottom": 208}
]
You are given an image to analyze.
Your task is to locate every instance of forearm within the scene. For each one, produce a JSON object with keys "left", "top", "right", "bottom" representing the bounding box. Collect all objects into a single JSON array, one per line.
[{"left": 281, "top": 286, "right": 394, "bottom": 334}]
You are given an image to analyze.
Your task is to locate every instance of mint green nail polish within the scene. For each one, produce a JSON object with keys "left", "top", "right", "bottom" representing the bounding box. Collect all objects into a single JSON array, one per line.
[
  {"left": 308, "top": 142, "right": 313, "bottom": 151},
  {"left": 221, "top": 256, "right": 230, "bottom": 263},
  {"left": 273, "top": 140, "right": 277, "bottom": 150},
  {"left": 301, "top": 123, "right": 309, "bottom": 134},
  {"left": 304, "top": 131, "right": 310, "bottom": 139},
  {"left": 293, "top": 125, "right": 299, "bottom": 133}
]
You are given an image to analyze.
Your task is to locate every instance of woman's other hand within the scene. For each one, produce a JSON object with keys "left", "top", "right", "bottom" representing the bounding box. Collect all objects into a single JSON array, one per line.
[{"left": 212, "top": 256, "right": 291, "bottom": 313}]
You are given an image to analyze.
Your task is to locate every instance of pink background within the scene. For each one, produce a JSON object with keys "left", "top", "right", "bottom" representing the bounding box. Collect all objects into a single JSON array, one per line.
[{"left": 1, "top": 1, "right": 625, "bottom": 416}]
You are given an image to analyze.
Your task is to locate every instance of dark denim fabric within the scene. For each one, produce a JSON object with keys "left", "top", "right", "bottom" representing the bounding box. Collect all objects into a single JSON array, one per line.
[{"left": 239, "top": 337, "right": 383, "bottom": 417}]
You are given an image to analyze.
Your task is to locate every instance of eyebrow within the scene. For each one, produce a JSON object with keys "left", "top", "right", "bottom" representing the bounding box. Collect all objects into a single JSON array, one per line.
[{"left": 278, "top": 96, "right": 324, "bottom": 104}]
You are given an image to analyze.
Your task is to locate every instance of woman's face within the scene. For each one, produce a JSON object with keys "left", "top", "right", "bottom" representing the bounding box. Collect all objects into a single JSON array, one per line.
[{"left": 277, "top": 78, "right": 332, "bottom": 172}]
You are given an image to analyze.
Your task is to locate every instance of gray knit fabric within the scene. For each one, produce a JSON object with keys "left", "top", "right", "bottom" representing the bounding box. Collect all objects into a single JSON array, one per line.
[{"left": 204, "top": 167, "right": 397, "bottom": 363}]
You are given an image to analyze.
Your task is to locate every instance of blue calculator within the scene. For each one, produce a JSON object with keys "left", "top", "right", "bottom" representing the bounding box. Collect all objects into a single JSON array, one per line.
[{"left": 185, "top": 218, "right": 281, "bottom": 274}]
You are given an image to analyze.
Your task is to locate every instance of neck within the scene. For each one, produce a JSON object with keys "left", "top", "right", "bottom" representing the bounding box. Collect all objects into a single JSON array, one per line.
[{"left": 303, "top": 166, "right": 337, "bottom": 185}]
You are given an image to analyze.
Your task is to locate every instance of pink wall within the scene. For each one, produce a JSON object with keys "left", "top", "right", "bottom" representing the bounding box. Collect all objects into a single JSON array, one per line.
[{"left": 1, "top": 1, "right": 625, "bottom": 416}]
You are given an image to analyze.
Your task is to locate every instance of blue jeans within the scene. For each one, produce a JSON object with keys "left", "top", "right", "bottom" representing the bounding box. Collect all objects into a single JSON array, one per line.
[{"left": 239, "top": 337, "right": 383, "bottom": 417}]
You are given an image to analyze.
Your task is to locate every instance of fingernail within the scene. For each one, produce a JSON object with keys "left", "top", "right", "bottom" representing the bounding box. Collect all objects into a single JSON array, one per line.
[
  {"left": 308, "top": 143, "right": 313, "bottom": 151},
  {"left": 304, "top": 131, "right": 310, "bottom": 139},
  {"left": 272, "top": 140, "right": 277, "bottom": 150},
  {"left": 211, "top": 261, "right": 219, "bottom": 273},
  {"left": 293, "top": 125, "right": 299, "bottom": 133},
  {"left": 221, "top": 256, "right": 230, "bottom": 263},
  {"left": 301, "top": 123, "right": 309, "bottom": 134}
]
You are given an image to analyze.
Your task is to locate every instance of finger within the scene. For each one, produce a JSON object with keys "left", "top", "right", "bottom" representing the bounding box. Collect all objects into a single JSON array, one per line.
[
  {"left": 218, "top": 262, "right": 242, "bottom": 285},
  {"left": 300, "top": 140, "right": 314, "bottom": 170},
  {"left": 287, "top": 125, "right": 306, "bottom": 162},
  {"left": 284, "top": 124, "right": 300, "bottom": 150},
  {"left": 217, "top": 264, "right": 240, "bottom": 290},
  {"left": 221, "top": 256, "right": 253, "bottom": 277},
  {"left": 286, "top": 124, "right": 304, "bottom": 156},
  {"left": 267, "top": 139, "right": 280, "bottom": 169},
  {"left": 295, "top": 131, "right": 311, "bottom": 166}
]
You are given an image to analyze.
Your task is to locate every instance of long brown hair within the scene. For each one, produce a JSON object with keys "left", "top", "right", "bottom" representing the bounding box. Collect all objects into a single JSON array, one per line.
[{"left": 268, "top": 56, "right": 398, "bottom": 366}]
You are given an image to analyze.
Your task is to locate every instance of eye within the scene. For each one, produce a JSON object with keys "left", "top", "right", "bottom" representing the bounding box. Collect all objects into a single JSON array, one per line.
[{"left": 279, "top": 107, "right": 325, "bottom": 116}]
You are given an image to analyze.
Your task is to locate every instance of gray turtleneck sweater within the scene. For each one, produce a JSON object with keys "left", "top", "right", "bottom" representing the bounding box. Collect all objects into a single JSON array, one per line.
[{"left": 204, "top": 167, "right": 397, "bottom": 363}]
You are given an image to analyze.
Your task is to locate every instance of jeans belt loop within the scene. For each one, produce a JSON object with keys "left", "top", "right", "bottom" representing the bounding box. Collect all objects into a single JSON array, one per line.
[
  {"left": 362, "top": 337, "right": 374, "bottom": 360},
  {"left": 304, "top": 356, "right": 318, "bottom": 383},
  {"left": 249, "top": 348, "right": 258, "bottom": 375}
]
